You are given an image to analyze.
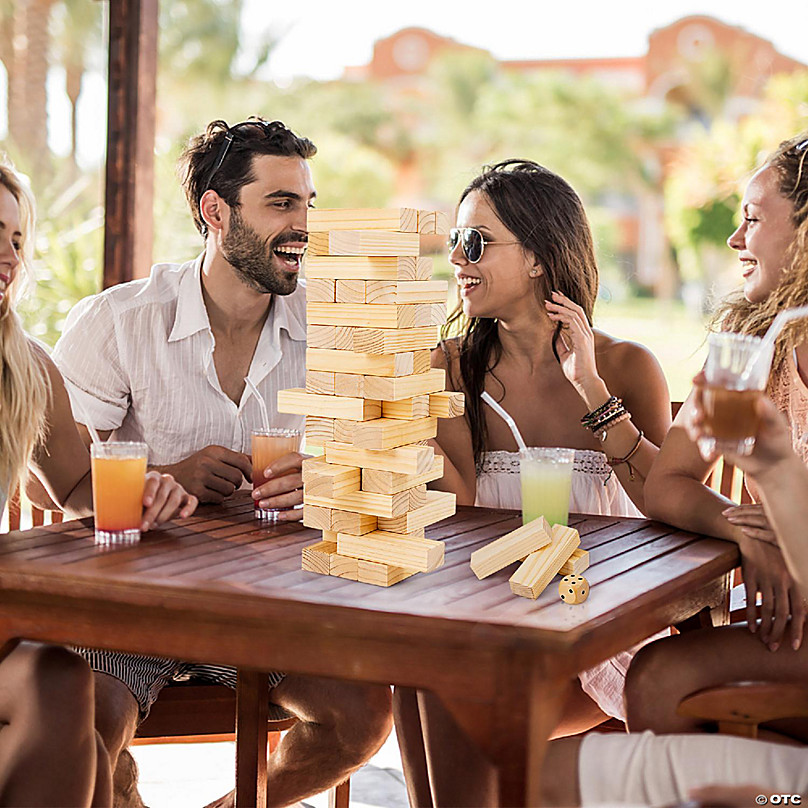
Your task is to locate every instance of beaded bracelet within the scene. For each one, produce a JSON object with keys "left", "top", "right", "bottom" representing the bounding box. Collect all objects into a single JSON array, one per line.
[
  {"left": 605, "top": 429, "right": 644, "bottom": 482},
  {"left": 581, "top": 396, "right": 621, "bottom": 429},
  {"left": 593, "top": 410, "right": 631, "bottom": 442}
]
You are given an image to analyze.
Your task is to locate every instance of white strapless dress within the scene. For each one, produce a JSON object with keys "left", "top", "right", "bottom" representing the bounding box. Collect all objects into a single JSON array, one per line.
[{"left": 475, "top": 448, "right": 663, "bottom": 721}]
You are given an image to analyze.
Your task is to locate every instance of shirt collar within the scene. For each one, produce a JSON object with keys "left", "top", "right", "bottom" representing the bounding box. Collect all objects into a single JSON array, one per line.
[
  {"left": 269, "top": 284, "right": 307, "bottom": 342},
  {"left": 168, "top": 254, "right": 210, "bottom": 343}
]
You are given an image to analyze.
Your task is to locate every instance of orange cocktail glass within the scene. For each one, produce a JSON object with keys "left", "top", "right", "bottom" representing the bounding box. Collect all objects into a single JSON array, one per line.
[
  {"left": 91, "top": 441, "right": 148, "bottom": 544},
  {"left": 252, "top": 428, "right": 302, "bottom": 520}
]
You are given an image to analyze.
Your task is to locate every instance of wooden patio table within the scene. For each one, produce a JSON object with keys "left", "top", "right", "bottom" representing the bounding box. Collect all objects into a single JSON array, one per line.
[{"left": 0, "top": 494, "right": 738, "bottom": 807}]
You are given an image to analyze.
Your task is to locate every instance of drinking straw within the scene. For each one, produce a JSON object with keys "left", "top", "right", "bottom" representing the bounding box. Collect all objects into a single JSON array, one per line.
[
  {"left": 66, "top": 385, "right": 102, "bottom": 444},
  {"left": 481, "top": 391, "right": 528, "bottom": 452},
  {"left": 743, "top": 305, "right": 808, "bottom": 382},
  {"left": 244, "top": 377, "right": 270, "bottom": 431}
]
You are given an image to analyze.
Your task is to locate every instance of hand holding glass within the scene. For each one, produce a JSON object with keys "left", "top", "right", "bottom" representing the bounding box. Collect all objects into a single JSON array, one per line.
[
  {"left": 91, "top": 442, "right": 148, "bottom": 544},
  {"left": 252, "top": 428, "right": 303, "bottom": 520}
]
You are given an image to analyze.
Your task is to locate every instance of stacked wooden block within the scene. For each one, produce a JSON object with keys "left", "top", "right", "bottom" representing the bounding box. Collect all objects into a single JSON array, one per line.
[{"left": 278, "top": 208, "right": 465, "bottom": 587}]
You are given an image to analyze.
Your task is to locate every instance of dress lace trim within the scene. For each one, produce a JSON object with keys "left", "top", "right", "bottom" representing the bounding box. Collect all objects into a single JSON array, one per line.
[{"left": 479, "top": 449, "right": 611, "bottom": 480}]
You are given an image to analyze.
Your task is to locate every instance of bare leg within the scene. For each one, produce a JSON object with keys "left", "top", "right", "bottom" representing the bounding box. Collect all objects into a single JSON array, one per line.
[
  {"left": 91, "top": 732, "right": 113, "bottom": 808},
  {"left": 392, "top": 687, "right": 433, "bottom": 808},
  {"left": 540, "top": 737, "right": 583, "bottom": 808},
  {"left": 550, "top": 680, "right": 610, "bottom": 739},
  {"left": 0, "top": 642, "right": 101, "bottom": 807},
  {"left": 625, "top": 625, "right": 808, "bottom": 739}
]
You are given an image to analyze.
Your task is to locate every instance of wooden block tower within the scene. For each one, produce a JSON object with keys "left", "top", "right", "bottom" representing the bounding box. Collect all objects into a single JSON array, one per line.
[{"left": 278, "top": 208, "right": 465, "bottom": 586}]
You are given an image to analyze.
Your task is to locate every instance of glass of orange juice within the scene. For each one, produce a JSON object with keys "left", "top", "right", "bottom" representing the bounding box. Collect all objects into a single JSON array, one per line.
[
  {"left": 90, "top": 442, "right": 148, "bottom": 544},
  {"left": 252, "top": 428, "right": 302, "bottom": 520}
]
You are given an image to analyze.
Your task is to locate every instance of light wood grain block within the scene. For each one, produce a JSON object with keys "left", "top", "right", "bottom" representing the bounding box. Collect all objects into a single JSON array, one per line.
[
  {"left": 361, "top": 455, "right": 444, "bottom": 495},
  {"left": 347, "top": 416, "right": 438, "bottom": 451},
  {"left": 305, "top": 371, "right": 335, "bottom": 395},
  {"left": 509, "top": 524, "right": 581, "bottom": 600},
  {"left": 302, "top": 504, "right": 332, "bottom": 531},
  {"left": 307, "top": 325, "right": 335, "bottom": 349},
  {"left": 307, "top": 303, "right": 434, "bottom": 330},
  {"left": 306, "top": 487, "right": 412, "bottom": 518},
  {"left": 333, "top": 420, "right": 357, "bottom": 444},
  {"left": 382, "top": 395, "right": 430, "bottom": 420},
  {"left": 353, "top": 326, "right": 440, "bottom": 355},
  {"left": 470, "top": 516, "right": 553, "bottom": 580},
  {"left": 308, "top": 231, "right": 420, "bottom": 257},
  {"left": 330, "top": 510, "right": 377, "bottom": 536},
  {"left": 278, "top": 389, "right": 381, "bottom": 421},
  {"left": 429, "top": 302, "right": 447, "bottom": 326},
  {"left": 409, "top": 484, "right": 428, "bottom": 508},
  {"left": 304, "top": 416, "right": 334, "bottom": 447},
  {"left": 377, "top": 490, "right": 456, "bottom": 534},
  {"left": 306, "top": 278, "right": 336, "bottom": 303},
  {"left": 428, "top": 391, "right": 465, "bottom": 419},
  {"left": 418, "top": 210, "right": 450, "bottom": 235},
  {"left": 301, "top": 540, "right": 337, "bottom": 576},
  {"left": 307, "top": 348, "right": 418, "bottom": 378},
  {"left": 412, "top": 350, "right": 430, "bottom": 375},
  {"left": 302, "top": 457, "right": 361, "bottom": 498},
  {"left": 308, "top": 208, "right": 419, "bottom": 232},
  {"left": 337, "top": 531, "right": 444, "bottom": 573},
  {"left": 559, "top": 548, "right": 590, "bottom": 576},
  {"left": 357, "top": 559, "right": 416, "bottom": 587},
  {"left": 334, "top": 327, "right": 354, "bottom": 350},
  {"left": 329, "top": 553, "right": 359, "bottom": 580},
  {"left": 304, "top": 255, "right": 431, "bottom": 281},
  {"left": 365, "top": 280, "right": 449, "bottom": 305},
  {"left": 335, "top": 279, "right": 366, "bottom": 304},
  {"left": 362, "top": 369, "right": 446, "bottom": 402},
  {"left": 334, "top": 374, "right": 364, "bottom": 398},
  {"left": 324, "top": 442, "right": 435, "bottom": 475}
]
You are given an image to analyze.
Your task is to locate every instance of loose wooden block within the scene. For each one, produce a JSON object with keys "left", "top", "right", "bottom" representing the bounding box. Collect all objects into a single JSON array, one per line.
[
  {"left": 353, "top": 326, "right": 440, "bottom": 355},
  {"left": 307, "top": 325, "right": 336, "bottom": 349},
  {"left": 307, "top": 303, "right": 434, "bottom": 330},
  {"left": 559, "top": 574, "right": 589, "bottom": 604},
  {"left": 306, "top": 278, "right": 336, "bottom": 303},
  {"left": 324, "top": 442, "right": 435, "bottom": 475},
  {"left": 428, "top": 391, "right": 466, "bottom": 419},
  {"left": 330, "top": 553, "right": 360, "bottom": 581},
  {"left": 382, "top": 395, "right": 430, "bottom": 420},
  {"left": 362, "top": 368, "right": 446, "bottom": 402},
  {"left": 306, "top": 487, "right": 412, "bottom": 518},
  {"left": 307, "top": 348, "right": 418, "bottom": 378},
  {"left": 509, "top": 524, "right": 581, "bottom": 600},
  {"left": 302, "top": 457, "right": 361, "bottom": 498},
  {"left": 302, "top": 504, "right": 332, "bottom": 531},
  {"left": 337, "top": 530, "right": 444, "bottom": 573},
  {"left": 308, "top": 231, "right": 420, "bottom": 257},
  {"left": 357, "top": 559, "right": 416, "bottom": 587},
  {"left": 308, "top": 208, "right": 419, "bottom": 233},
  {"left": 304, "top": 255, "right": 431, "bottom": 281},
  {"left": 278, "top": 389, "right": 381, "bottom": 421},
  {"left": 377, "top": 490, "right": 456, "bottom": 534},
  {"left": 335, "top": 279, "right": 366, "bottom": 304},
  {"left": 361, "top": 455, "right": 444, "bottom": 495},
  {"left": 347, "top": 416, "right": 438, "bottom": 451},
  {"left": 365, "top": 280, "right": 449, "bottom": 305},
  {"left": 330, "top": 510, "right": 377, "bottom": 535},
  {"left": 302, "top": 540, "right": 337, "bottom": 576},
  {"left": 470, "top": 516, "right": 553, "bottom": 580},
  {"left": 304, "top": 416, "right": 335, "bottom": 448},
  {"left": 305, "top": 371, "right": 335, "bottom": 395},
  {"left": 559, "top": 548, "right": 590, "bottom": 576},
  {"left": 418, "top": 210, "right": 450, "bottom": 235}
]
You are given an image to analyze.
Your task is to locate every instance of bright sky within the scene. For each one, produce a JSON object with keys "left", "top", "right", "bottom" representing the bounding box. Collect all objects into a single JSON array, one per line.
[{"left": 245, "top": 0, "right": 806, "bottom": 82}]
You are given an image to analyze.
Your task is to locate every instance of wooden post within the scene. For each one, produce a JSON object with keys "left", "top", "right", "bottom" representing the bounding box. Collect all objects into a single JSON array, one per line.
[{"left": 102, "top": 0, "right": 158, "bottom": 288}]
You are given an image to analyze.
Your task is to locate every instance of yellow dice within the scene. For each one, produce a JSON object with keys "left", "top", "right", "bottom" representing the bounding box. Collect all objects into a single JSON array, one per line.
[{"left": 559, "top": 575, "right": 589, "bottom": 604}]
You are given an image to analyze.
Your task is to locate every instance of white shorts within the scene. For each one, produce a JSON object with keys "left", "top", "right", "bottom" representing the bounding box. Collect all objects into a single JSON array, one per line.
[{"left": 579, "top": 731, "right": 808, "bottom": 807}]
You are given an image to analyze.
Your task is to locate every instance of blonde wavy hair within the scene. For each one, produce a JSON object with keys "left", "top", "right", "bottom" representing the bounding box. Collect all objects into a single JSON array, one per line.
[
  {"left": 0, "top": 160, "right": 49, "bottom": 495},
  {"left": 712, "top": 132, "right": 808, "bottom": 384}
]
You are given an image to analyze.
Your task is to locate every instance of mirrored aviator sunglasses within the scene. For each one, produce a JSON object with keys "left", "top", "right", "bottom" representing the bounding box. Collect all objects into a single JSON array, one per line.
[{"left": 448, "top": 227, "right": 521, "bottom": 264}]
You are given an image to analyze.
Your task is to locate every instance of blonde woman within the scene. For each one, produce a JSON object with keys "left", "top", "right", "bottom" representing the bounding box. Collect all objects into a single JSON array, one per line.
[{"left": 0, "top": 160, "right": 196, "bottom": 805}]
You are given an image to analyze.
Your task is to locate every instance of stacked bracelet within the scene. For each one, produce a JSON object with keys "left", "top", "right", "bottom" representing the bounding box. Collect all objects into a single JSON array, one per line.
[{"left": 581, "top": 396, "right": 630, "bottom": 441}]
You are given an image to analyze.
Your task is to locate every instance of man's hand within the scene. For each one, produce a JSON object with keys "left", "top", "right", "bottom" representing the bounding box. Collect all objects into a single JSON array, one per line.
[
  {"left": 155, "top": 446, "right": 252, "bottom": 503},
  {"left": 141, "top": 472, "right": 198, "bottom": 530},
  {"left": 252, "top": 451, "right": 307, "bottom": 522},
  {"left": 722, "top": 503, "right": 777, "bottom": 545}
]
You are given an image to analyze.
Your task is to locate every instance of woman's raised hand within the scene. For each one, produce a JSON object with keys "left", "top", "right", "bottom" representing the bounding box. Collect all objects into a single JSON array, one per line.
[{"left": 141, "top": 471, "right": 198, "bottom": 532}]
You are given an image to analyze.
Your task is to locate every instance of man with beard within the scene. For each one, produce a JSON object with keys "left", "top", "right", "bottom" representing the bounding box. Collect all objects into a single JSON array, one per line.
[{"left": 51, "top": 118, "right": 393, "bottom": 808}]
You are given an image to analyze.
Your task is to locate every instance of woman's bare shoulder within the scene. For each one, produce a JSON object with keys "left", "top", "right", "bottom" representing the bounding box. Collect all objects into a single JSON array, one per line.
[{"left": 594, "top": 330, "right": 663, "bottom": 375}]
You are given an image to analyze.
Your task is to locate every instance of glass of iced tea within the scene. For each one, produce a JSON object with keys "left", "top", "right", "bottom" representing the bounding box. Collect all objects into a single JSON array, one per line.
[
  {"left": 90, "top": 442, "right": 148, "bottom": 545},
  {"left": 519, "top": 447, "right": 575, "bottom": 526},
  {"left": 699, "top": 332, "right": 774, "bottom": 458},
  {"left": 252, "top": 428, "right": 303, "bottom": 520}
]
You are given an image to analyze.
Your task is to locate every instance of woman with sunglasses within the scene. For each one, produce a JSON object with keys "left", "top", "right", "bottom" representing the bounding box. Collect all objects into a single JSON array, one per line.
[
  {"left": 0, "top": 159, "right": 197, "bottom": 805},
  {"left": 393, "top": 160, "right": 671, "bottom": 807}
]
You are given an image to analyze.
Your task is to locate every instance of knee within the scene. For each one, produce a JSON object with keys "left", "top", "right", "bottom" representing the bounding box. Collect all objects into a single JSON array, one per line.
[
  {"left": 333, "top": 684, "right": 393, "bottom": 764},
  {"left": 26, "top": 644, "right": 95, "bottom": 717},
  {"left": 92, "top": 672, "right": 139, "bottom": 761},
  {"left": 624, "top": 636, "right": 682, "bottom": 728}
]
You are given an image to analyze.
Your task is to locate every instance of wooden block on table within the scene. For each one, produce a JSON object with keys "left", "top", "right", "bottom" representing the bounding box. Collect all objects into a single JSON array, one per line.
[
  {"left": 357, "top": 559, "right": 416, "bottom": 587},
  {"left": 418, "top": 210, "right": 450, "bottom": 235},
  {"left": 365, "top": 280, "right": 449, "bottom": 305},
  {"left": 382, "top": 395, "right": 430, "bottom": 420},
  {"left": 278, "top": 389, "right": 381, "bottom": 421},
  {"left": 306, "top": 371, "right": 335, "bottom": 395},
  {"left": 559, "top": 548, "right": 590, "bottom": 576},
  {"left": 308, "top": 231, "right": 420, "bottom": 257},
  {"left": 330, "top": 510, "right": 377, "bottom": 536},
  {"left": 335, "top": 280, "right": 366, "bottom": 304},
  {"left": 307, "top": 348, "right": 419, "bottom": 378},
  {"left": 377, "top": 490, "right": 456, "bottom": 534},
  {"left": 301, "top": 457, "right": 361, "bottom": 498},
  {"left": 329, "top": 553, "right": 360, "bottom": 581},
  {"left": 302, "top": 540, "right": 337, "bottom": 576},
  {"left": 428, "top": 391, "right": 465, "bottom": 419},
  {"left": 353, "top": 326, "right": 440, "bottom": 355},
  {"left": 509, "top": 524, "right": 581, "bottom": 600},
  {"left": 470, "top": 516, "right": 553, "bottom": 580},
  {"left": 302, "top": 504, "right": 332, "bottom": 531},
  {"left": 337, "top": 530, "right": 444, "bottom": 573},
  {"left": 306, "top": 488, "right": 412, "bottom": 519},
  {"left": 308, "top": 208, "right": 419, "bottom": 233},
  {"left": 363, "top": 369, "right": 446, "bottom": 402},
  {"left": 304, "top": 415, "right": 334, "bottom": 447},
  {"left": 347, "top": 416, "right": 438, "bottom": 451},
  {"left": 307, "top": 303, "right": 435, "bottom": 330},
  {"left": 304, "top": 255, "right": 432, "bottom": 281},
  {"left": 324, "top": 442, "right": 435, "bottom": 475},
  {"left": 361, "top": 455, "right": 444, "bottom": 495}
]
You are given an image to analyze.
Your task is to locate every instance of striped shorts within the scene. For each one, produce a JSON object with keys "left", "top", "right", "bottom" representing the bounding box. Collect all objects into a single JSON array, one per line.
[{"left": 74, "top": 648, "right": 288, "bottom": 721}]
